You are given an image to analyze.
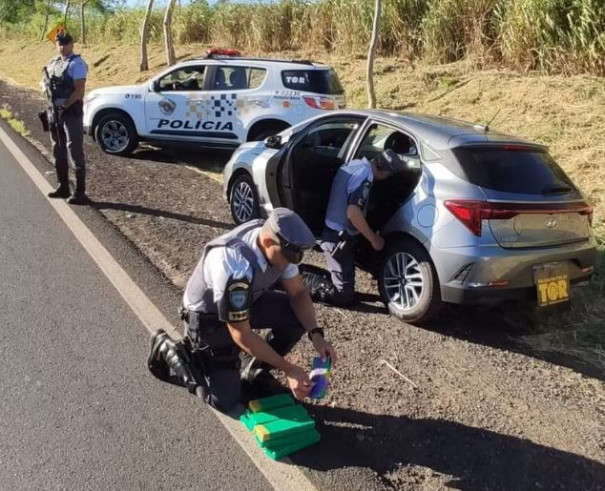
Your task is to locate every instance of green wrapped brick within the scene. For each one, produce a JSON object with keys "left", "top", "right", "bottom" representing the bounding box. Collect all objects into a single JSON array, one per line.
[
  {"left": 248, "top": 393, "right": 295, "bottom": 413},
  {"left": 241, "top": 404, "right": 310, "bottom": 431},
  {"left": 255, "top": 428, "right": 320, "bottom": 450},
  {"left": 254, "top": 414, "right": 315, "bottom": 442},
  {"left": 263, "top": 431, "right": 321, "bottom": 460}
]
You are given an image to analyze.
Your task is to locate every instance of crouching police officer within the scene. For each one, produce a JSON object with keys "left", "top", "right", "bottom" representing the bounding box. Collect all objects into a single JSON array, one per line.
[
  {"left": 147, "top": 208, "right": 337, "bottom": 412},
  {"left": 41, "top": 32, "right": 88, "bottom": 204},
  {"left": 305, "top": 149, "right": 406, "bottom": 307}
]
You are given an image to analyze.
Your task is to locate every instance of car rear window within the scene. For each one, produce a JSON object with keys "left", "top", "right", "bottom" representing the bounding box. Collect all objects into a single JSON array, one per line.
[
  {"left": 280, "top": 69, "right": 344, "bottom": 95},
  {"left": 452, "top": 145, "right": 576, "bottom": 195}
]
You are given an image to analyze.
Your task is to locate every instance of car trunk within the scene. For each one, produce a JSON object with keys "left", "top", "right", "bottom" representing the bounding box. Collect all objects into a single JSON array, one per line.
[{"left": 451, "top": 144, "right": 592, "bottom": 249}]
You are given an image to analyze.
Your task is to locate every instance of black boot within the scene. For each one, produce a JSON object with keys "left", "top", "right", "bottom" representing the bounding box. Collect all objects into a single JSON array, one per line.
[
  {"left": 48, "top": 164, "right": 70, "bottom": 198},
  {"left": 147, "top": 330, "right": 204, "bottom": 395},
  {"left": 67, "top": 168, "right": 87, "bottom": 204}
]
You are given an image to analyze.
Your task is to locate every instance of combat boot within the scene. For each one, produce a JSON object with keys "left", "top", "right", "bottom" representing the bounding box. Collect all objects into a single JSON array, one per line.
[
  {"left": 67, "top": 168, "right": 87, "bottom": 204},
  {"left": 147, "top": 330, "right": 202, "bottom": 394},
  {"left": 48, "top": 164, "right": 70, "bottom": 198}
]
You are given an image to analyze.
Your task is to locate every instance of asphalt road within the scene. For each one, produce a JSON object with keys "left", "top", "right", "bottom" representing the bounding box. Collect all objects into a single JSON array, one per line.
[{"left": 0, "top": 132, "right": 271, "bottom": 489}]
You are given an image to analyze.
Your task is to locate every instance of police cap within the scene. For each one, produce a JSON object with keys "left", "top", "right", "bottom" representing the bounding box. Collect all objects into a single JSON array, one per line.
[
  {"left": 55, "top": 32, "right": 74, "bottom": 45},
  {"left": 374, "top": 149, "right": 406, "bottom": 174},
  {"left": 267, "top": 208, "right": 315, "bottom": 263}
]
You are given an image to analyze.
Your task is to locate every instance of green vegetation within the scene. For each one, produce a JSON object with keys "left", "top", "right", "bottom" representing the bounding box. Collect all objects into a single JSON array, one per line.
[
  {"left": 0, "top": 105, "right": 30, "bottom": 136},
  {"left": 2, "top": 0, "right": 605, "bottom": 75}
]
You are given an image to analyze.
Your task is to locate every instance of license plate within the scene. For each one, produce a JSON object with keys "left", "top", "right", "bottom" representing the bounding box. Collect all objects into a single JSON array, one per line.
[{"left": 533, "top": 263, "right": 570, "bottom": 307}]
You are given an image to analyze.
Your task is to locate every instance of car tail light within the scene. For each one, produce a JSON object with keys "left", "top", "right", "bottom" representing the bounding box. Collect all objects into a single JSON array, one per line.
[
  {"left": 303, "top": 96, "right": 335, "bottom": 110},
  {"left": 444, "top": 200, "right": 594, "bottom": 237}
]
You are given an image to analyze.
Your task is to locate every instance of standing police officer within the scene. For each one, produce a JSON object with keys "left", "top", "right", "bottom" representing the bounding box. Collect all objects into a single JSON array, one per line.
[
  {"left": 42, "top": 32, "right": 89, "bottom": 204},
  {"left": 148, "top": 208, "right": 337, "bottom": 413},
  {"left": 307, "top": 149, "right": 406, "bottom": 306}
]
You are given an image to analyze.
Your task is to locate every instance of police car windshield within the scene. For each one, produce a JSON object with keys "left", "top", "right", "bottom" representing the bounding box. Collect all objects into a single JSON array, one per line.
[{"left": 281, "top": 69, "right": 344, "bottom": 95}]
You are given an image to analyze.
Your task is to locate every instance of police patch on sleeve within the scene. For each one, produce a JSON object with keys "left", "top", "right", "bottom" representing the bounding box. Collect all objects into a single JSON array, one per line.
[
  {"left": 350, "top": 179, "right": 372, "bottom": 209},
  {"left": 226, "top": 281, "right": 251, "bottom": 323}
]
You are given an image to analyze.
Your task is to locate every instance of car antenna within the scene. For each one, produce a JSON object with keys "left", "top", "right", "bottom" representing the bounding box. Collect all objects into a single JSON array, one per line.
[{"left": 483, "top": 108, "right": 501, "bottom": 133}]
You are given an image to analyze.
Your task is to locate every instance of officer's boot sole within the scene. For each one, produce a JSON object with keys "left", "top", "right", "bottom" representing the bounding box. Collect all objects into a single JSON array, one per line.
[{"left": 147, "top": 329, "right": 171, "bottom": 381}]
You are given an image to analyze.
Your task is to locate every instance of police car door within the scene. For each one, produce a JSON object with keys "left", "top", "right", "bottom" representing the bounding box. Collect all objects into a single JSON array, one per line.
[
  {"left": 205, "top": 64, "right": 269, "bottom": 144},
  {"left": 144, "top": 65, "right": 209, "bottom": 142}
]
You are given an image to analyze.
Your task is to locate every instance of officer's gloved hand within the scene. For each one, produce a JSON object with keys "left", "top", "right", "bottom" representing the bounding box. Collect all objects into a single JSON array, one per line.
[
  {"left": 56, "top": 105, "right": 66, "bottom": 121},
  {"left": 285, "top": 364, "right": 311, "bottom": 400}
]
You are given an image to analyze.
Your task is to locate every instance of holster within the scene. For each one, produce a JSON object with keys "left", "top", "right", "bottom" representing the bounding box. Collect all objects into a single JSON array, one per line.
[
  {"left": 181, "top": 307, "right": 241, "bottom": 373},
  {"left": 38, "top": 111, "right": 49, "bottom": 132}
]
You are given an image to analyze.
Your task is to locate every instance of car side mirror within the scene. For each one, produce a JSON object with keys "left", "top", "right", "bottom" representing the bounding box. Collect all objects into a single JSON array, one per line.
[
  {"left": 151, "top": 81, "right": 160, "bottom": 92},
  {"left": 265, "top": 134, "right": 282, "bottom": 149}
]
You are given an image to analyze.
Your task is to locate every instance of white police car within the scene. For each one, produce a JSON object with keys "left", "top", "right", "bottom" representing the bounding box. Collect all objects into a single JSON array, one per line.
[{"left": 83, "top": 49, "right": 346, "bottom": 156}]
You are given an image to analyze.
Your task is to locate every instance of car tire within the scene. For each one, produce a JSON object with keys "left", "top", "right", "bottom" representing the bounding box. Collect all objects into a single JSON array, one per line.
[
  {"left": 229, "top": 173, "right": 260, "bottom": 225},
  {"left": 95, "top": 112, "right": 138, "bottom": 156},
  {"left": 378, "top": 237, "right": 442, "bottom": 324}
]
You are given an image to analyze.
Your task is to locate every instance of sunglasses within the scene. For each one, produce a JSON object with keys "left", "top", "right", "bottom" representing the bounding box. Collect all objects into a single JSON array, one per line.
[{"left": 275, "top": 235, "right": 307, "bottom": 265}]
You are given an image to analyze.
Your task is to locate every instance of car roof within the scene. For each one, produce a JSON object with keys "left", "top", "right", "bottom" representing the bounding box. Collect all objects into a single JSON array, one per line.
[{"left": 328, "top": 109, "right": 543, "bottom": 150}]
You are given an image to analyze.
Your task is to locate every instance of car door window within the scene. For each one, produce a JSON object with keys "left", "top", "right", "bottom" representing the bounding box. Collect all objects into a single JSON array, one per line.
[
  {"left": 157, "top": 66, "right": 206, "bottom": 91},
  {"left": 354, "top": 123, "right": 418, "bottom": 161},
  {"left": 211, "top": 66, "right": 267, "bottom": 91}
]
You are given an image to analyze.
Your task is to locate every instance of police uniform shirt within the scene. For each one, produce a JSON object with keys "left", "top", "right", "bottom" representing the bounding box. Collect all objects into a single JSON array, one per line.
[
  {"left": 183, "top": 226, "right": 299, "bottom": 312},
  {"left": 325, "top": 157, "right": 374, "bottom": 233}
]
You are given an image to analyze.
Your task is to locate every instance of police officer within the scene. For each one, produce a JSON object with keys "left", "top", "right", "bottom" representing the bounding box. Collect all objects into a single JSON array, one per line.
[
  {"left": 148, "top": 208, "right": 337, "bottom": 412},
  {"left": 43, "top": 32, "right": 88, "bottom": 204},
  {"left": 307, "top": 149, "right": 407, "bottom": 306}
]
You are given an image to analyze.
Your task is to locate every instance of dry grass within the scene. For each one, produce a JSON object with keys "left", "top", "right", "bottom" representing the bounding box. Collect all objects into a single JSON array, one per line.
[
  {"left": 0, "top": 104, "right": 30, "bottom": 136},
  {"left": 0, "top": 39, "right": 603, "bottom": 369}
]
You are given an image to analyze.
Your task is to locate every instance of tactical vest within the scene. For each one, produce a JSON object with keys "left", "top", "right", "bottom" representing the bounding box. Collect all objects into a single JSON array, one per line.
[
  {"left": 185, "top": 219, "right": 284, "bottom": 314},
  {"left": 46, "top": 54, "right": 79, "bottom": 102},
  {"left": 324, "top": 159, "right": 372, "bottom": 236}
]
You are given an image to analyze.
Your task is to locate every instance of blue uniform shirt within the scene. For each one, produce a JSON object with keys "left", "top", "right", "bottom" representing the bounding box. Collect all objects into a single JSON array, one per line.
[
  {"left": 325, "top": 157, "right": 374, "bottom": 235},
  {"left": 66, "top": 54, "right": 88, "bottom": 81}
]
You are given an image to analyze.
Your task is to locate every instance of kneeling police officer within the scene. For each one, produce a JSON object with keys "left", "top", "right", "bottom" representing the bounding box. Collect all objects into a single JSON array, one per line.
[{"left": 148, "top": 208, "right": 337, "bottom": 412}]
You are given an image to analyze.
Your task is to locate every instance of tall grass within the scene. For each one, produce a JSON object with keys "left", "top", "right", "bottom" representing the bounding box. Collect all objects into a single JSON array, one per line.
[{"left": 2, "top": 0, "right": 605, "bottom": 75}]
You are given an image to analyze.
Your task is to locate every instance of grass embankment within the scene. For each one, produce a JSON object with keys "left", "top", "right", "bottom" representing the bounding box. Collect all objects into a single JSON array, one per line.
[
  {"left": 0, "top": 39, "right": 603, "bottom": 369},
  {"left": 0, "top": 105, "right": 29, "bottom": 136}
]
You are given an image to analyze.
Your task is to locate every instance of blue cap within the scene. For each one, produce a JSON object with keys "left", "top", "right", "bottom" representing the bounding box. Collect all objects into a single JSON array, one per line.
[{"left": 267, "top": 208, "right": 316, "bottom": 251}]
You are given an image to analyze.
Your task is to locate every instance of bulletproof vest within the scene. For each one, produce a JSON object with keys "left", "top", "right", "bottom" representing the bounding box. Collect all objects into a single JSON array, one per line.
[
  {"left": 324, "top": 159, "right": 371, "bottom": 236},
  {"left": 185, "top": 220, "right": 284, "bottom": 314},
  {"left": 46, "top": 54, "right": 79, "bottom": 101}
]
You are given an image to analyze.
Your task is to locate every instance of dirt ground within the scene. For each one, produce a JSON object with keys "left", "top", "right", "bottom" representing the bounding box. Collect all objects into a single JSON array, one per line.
[{"left": 1, "top": 78, "right": 605, "bottom": 489}]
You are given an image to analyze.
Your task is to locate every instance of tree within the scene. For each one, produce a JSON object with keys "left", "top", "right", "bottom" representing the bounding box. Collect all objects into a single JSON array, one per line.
[
  {"left": 140, "top": 0, "right": 154, "bottom": 71},
  {"left": 63, "top": 0, "right": 71, "bottom": 29},
  {"left": 366, "top": 0, "right": 381, "bottom": 109},
  {"left": 80, "top": 0, "right": 92, "bottom": 45},
  {"left": 163, "top": 0, "right": 177, "bottom": 66},
  {"left": 41, "top": 0, "right": 54, "bottom": 41}
]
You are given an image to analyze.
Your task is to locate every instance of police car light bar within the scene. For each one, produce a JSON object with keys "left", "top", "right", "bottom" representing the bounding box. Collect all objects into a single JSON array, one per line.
[{"left": 205, "top": 48, "right": 242, "bottom": 58}]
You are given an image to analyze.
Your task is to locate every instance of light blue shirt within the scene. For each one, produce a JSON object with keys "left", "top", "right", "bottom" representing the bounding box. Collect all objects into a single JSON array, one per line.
[{"left": 66, "top": 55, "right": 88, "bottom": 81}]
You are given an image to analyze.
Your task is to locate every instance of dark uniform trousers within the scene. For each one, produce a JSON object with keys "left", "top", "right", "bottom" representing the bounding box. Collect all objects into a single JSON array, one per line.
[
  {"left": 320, "top": 227, "right": 357, "bottom": 306},
  {"left": 50, "top": 104, "right": 85, "bottom": 177},
  {"left": 186, "top": 290, "right": 305, "bottom": 412}
]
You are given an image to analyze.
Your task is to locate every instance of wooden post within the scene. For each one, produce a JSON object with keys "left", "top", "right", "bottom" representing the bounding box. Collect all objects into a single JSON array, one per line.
[
  {"left": 140, "top": 0, "right": 154, "bottom": 71},
  {"left": 366, "top": 0, "right": 382, "bottom": 109}
]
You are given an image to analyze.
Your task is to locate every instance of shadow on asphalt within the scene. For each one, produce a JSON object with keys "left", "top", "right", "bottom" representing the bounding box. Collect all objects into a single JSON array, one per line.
[
  {"left": 293, "top": 405, "right": 605, "bottom": 489},
  {"left": 91, "top": 200, "right": 234, "bottom": 231}
]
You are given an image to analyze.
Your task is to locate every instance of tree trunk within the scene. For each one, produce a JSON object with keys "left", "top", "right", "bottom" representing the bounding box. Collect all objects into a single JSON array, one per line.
[
  {"left": 163, "top": 0, "right": 177, "bottom": 67},
  {"left": 41, "top": 0, "right": 53, "bottom": 41},
  {"left": 63, "top": 0, "right": 70, "bottom": 29},
  {"left": 80, "top": 0, "right": 88, "bottom": 45},
  {"left": 366, "top": 0, "right": 382, "bottom": 109},
  {"left": 140, "top": 0, "right": 154, "bottom": 71}
]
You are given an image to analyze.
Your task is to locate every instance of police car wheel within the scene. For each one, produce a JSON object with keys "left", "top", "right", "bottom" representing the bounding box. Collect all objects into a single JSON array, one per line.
[
  {"left": 95, "top": 112, "right": 138, "bottom": 156},
  {"left": 378, "top": 237, "right": 442, "bottom": 325},
  {"left": 229, "top": 173, "right": 260, "bottom": 225}
]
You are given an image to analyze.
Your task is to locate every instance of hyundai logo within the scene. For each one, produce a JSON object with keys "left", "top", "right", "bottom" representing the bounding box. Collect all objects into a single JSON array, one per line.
[{"left": 545, "top": 216, "right": 558, "bottom": 228}]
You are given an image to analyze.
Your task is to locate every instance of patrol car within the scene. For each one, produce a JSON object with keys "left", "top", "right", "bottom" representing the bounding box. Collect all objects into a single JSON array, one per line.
[{"left": 82, "top": 49, "right": 346, "bottom": 155}]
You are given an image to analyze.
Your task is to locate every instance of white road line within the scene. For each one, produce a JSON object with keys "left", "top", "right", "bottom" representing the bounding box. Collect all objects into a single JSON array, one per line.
[{"left": 0, "top": 125, "right": 317, "bottom": 491}]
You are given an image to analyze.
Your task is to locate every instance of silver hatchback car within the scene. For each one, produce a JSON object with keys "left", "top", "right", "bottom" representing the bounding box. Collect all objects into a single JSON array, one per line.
[{"left": 223, "top": 110, "right": 596, "bottom": 323}]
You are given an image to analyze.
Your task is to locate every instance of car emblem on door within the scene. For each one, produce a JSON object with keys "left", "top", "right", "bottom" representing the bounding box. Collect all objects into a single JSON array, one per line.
[
  {"left": 158, "top": 99, "right": 176, "bottom": 115},
  {"left": 545, "top": 216, "right": 558, "bottom": 228}
]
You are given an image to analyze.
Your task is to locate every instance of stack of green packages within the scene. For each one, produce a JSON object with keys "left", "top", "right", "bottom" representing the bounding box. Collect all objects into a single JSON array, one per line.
[{"left": 240, "top": 394, "right": 320, "bottom": 460}]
